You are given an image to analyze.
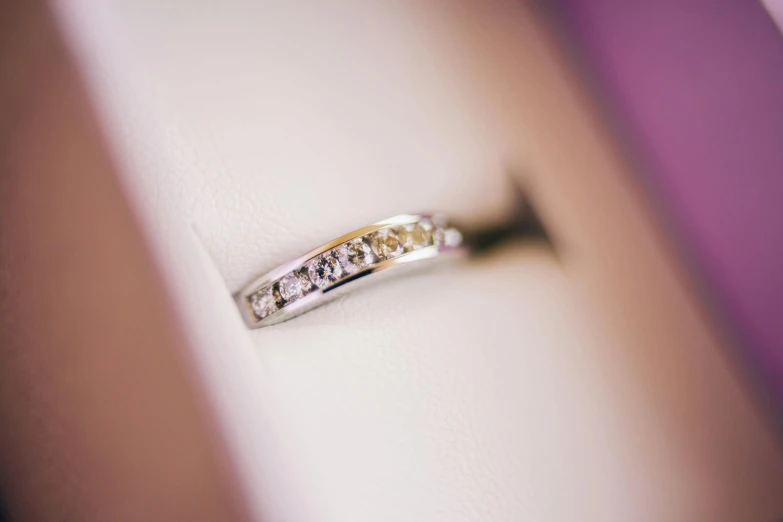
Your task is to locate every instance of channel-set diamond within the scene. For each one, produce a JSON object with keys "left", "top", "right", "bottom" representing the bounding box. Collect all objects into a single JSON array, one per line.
[
  {"left": 370, "top": 228, "right": 404, "bottom": 259},
  {"left": 308, "top": 254, "right": 344, "bottom": 289},
  {"left": 433, "top": 226, "right": 463, "bottom": 248},
  {"left": 278, "top": 272, "right": 310, "bottom": 302},
  {"left": 399, "top": 222, "right": 432, "bottom": 251},
  {"left": 337, "top": 238, "right": 375, "bottom": 274},
  {"left": 250, "top": 286, "right": 277, "bottom": 319}
]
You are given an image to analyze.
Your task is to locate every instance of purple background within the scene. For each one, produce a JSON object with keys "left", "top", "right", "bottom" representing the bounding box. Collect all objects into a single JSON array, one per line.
[{"left": 551, "top": 1, "right": 783, "bottom": 426}]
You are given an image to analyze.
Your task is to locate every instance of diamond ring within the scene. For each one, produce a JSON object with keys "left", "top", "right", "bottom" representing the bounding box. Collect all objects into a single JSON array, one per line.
[{"left": 235, "top": 214, "right": 464, "bottom": 328}]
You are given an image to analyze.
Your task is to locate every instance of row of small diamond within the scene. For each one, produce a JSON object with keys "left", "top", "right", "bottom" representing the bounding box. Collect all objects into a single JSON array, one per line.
[{"left": 248, "top": 218, "right": 460, "bottom": 321}]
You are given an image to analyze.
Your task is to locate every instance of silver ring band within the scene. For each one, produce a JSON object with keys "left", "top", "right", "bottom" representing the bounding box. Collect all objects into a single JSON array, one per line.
[{"left": 236, "top": 213, "right": 464, "bottom": 328}]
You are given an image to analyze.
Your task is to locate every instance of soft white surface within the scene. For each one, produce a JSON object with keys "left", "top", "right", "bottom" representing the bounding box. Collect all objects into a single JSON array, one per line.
[{"left": 58, "top": 2, "right": 783, "bottom": 521}]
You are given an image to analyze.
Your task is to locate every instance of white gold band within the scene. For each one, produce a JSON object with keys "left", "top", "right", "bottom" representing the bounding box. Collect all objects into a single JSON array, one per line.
[{"left": 236, "top": 214, "right": 464, "bottom": 328}]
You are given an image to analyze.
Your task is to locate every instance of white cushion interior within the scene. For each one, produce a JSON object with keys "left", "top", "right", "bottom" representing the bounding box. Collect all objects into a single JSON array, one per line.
[{"left": 57, "top": 2, "right": 783, "bottom": 521}]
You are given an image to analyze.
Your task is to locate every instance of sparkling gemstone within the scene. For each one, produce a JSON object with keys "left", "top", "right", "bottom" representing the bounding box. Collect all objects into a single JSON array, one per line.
[
  {"left": 278, "top": 272, "right": 309, "bottom": 302},
  {"left": 250, "top": 286, "right": 277, "bottom": 319},
  {"left": 433, "top": 227, "right": 445, "bottom": 245},
  {"left": 297, "top": 269, "right": 314, "bottom": 292},
  {"left": 307, "top": 254, "right": 343, "bottom": 289},
  {"left": 433, "top": 227, "right": 463, "bottom": 247},
  {"left": 370, "top": 228, "right": 404, "bottom": 259},
  {"left": 399, "top": 223, "right": 432, "bottom": 251},
  {"left": 337, "top": 239, "right": 375, "bottom": 274}
]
